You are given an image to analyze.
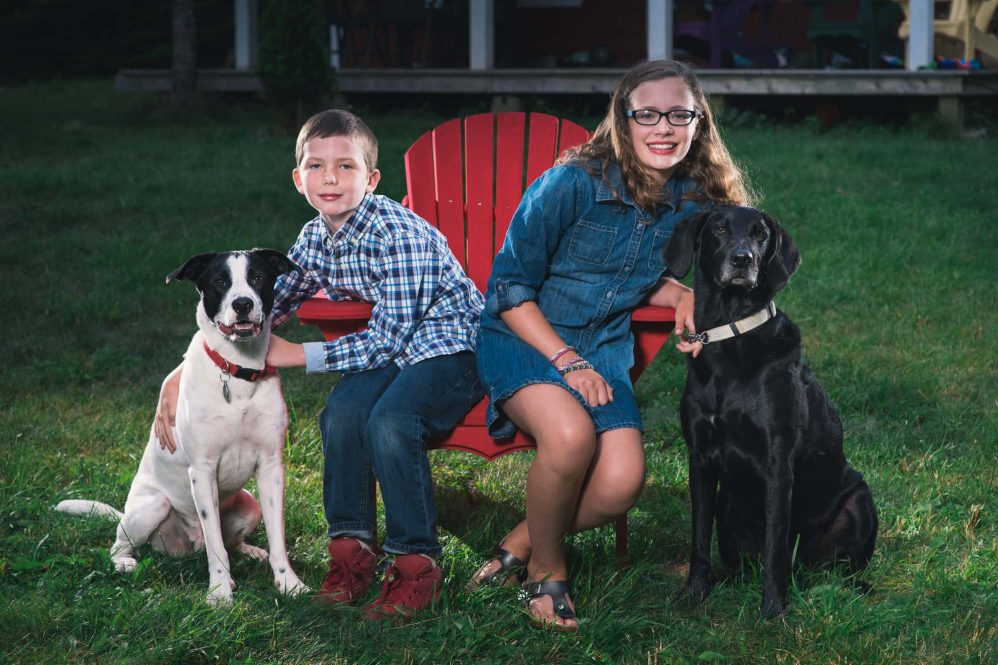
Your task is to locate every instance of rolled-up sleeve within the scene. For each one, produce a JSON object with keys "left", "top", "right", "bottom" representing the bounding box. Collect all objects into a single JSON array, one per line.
[{"left": 485, "top": 165, "right": 579, "bottom": 316}]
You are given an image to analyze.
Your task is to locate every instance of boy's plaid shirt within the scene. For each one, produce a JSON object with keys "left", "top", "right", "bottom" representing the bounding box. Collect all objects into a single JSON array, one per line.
[{"left": 271, "top": 194, "right": 484, "bottom": 373}]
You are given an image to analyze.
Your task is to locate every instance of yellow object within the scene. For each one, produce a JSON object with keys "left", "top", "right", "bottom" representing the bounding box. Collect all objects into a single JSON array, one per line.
[{"left": 897, "top": 0, "right": 998, "bottom": 61}]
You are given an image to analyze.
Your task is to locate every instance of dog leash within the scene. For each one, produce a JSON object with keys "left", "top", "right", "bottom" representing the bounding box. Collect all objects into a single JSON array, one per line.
[
  {"left": 687, "top": 301, "right": 777, "bottom": 345},
  {"left": 202, "top": 340, "right": 277, "bottom": 403}
]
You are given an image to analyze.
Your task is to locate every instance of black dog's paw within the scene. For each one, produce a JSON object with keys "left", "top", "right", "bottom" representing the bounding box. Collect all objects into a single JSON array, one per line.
[
  {"left": 760, "top": 595, "right": 788, "bottom": 620},
  {"left": 675, "top": 576, "right": 712, "bottom": 606}
]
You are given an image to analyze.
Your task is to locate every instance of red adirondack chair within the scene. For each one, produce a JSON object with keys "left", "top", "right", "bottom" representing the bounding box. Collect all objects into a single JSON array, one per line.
[{"left": 296, "top": 112, "right": 677, "bottom": 557}]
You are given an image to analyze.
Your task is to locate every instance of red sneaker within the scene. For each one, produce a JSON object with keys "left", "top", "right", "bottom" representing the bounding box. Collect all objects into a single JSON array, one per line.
[
  {"left": 363, "top": 554, "right": 443, "bottom": 620},
  {"left": 314, "top": 538, "right": 375, "bottom": 605}
]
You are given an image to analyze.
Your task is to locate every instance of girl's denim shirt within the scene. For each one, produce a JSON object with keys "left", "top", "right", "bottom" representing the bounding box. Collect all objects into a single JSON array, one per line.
[{"left": 481, "top": 161, "right": 704, "bottom": 375}]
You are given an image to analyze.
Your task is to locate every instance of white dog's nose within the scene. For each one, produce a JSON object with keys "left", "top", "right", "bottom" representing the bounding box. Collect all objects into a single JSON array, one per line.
[{"left": 232, "top": 297, "right": 254, "bottom": 317}]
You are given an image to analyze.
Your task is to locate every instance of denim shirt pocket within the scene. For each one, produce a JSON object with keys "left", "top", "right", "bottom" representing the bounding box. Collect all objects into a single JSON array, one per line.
[
  {"left": 568, "top": 219, "right": 618, "bottom": 266},
  {"left": 648, "top": 228, "right": 672, "bottom": 273}
]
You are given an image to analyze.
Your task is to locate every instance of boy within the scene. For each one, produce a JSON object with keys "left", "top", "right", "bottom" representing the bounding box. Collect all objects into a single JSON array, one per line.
[{"left": 155, "top": 110, "right": 484, "bottom": 619}]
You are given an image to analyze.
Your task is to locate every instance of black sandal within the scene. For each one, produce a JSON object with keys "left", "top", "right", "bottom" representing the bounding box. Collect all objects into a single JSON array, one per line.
[
  {"left": 467, "top": 547, "right": 528, "bottom": 590},
  {"left": 523, "top": 580, "right": 578, "bottom": 631}
]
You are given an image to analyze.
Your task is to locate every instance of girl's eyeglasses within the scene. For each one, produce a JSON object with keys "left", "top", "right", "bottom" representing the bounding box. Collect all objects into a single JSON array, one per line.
[{"left": 626, "top": 109, "right": 700, "bottom": 126}]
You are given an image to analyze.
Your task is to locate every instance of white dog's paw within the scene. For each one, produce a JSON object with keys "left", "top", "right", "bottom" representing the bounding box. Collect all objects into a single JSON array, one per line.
[
  {"left": 112, "top": 556, "right": 138, "bottom": 573},
  {"left": 237, "top": 542, "right": 269, "bottom": 561},
  {"left": 274, "top": 574, "right": 310, "bottom": 596},
  {"left": 206, "top": 582, "right": 235, "bottom": 607}
]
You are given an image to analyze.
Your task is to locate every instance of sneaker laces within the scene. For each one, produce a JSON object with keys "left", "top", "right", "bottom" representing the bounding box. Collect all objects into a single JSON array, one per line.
[
  {"left": 323, "top": 555, "right": 365, "bottom": 592},
  {"left": 372, "top": 565, "right": 406, "bottom": 604}
]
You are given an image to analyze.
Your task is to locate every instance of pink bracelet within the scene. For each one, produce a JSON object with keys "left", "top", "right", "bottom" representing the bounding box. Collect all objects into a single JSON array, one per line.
[{"left": 548, "top": 345, "right": 575, "bottom": 365}]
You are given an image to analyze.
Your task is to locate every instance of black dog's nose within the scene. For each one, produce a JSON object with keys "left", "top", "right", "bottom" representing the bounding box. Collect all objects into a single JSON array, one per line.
[
  {"left": 232, "top": 297, "right": 254, "bottom": 316},
  {"left": 731, "top": 250, "right": 753, "bottom": 268}
]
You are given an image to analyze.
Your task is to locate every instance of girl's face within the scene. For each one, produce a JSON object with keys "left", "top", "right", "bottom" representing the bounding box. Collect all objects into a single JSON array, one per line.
[{"left": 627, "top": 77, "right": 700, "bottom": 185}]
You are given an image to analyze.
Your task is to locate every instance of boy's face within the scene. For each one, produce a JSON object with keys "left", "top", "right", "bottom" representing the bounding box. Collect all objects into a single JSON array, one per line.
[{"left": 293, "top": 134, "right": 380, "bottom": 232}]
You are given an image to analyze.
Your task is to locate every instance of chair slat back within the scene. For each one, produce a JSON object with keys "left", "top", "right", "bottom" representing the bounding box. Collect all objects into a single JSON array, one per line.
[
  {"left": 403, "top": 129, "right": 437, "bottom": 225},
  {"left": 464, "top": 114, "right": 496, "bottom": 291},
  {"left": 404, "top": 112, "right": 590, "bottom": 293},
  {"left": 493, "top": 112, "right": 528, "bottom": 260},
  {"left": 431, "top": 118, "right": 465, "bottom": 270}
]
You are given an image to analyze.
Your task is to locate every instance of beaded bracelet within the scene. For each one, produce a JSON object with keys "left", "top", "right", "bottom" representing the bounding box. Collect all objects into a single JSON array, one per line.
[
  {"left": 558, "top": 359, "right": 593, "bottom": 376},
  {"left": 555, "top": 355, "right": 587, "bottom": 371},
  {"left": 548, "top": 345, "right": 575, "bottom": 365}
]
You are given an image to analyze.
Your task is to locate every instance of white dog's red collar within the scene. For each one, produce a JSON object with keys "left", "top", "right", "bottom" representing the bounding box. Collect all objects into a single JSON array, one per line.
[{"left": 202, "top": 340, "right": 276, "bottom": 382}]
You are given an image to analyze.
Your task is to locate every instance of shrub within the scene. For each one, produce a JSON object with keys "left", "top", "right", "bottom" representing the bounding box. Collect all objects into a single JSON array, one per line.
[{"left": 257, "top": 0, "right": 334, "bottom": 126}]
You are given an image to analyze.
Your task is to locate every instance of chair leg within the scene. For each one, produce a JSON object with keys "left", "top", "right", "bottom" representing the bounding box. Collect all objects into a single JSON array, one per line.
[{"left": 614, "top": 512, "right": 629, "bottom": 561}]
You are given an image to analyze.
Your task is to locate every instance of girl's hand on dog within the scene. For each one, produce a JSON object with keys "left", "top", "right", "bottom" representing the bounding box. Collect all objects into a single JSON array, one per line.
[
  {"left": 154, "top": 366, "right": 182, "bottom": 454},
  {"left": 565, "top": 368, "right": 614, "bottom": 407},
  {"left": 673, "top": 289, "right": 703, "bottom": 358}
]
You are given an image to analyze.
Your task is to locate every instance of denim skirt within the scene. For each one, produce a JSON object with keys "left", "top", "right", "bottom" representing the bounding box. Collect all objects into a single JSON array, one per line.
[{"left": 476, "top": 316, "right": 643, "bottom": 440}]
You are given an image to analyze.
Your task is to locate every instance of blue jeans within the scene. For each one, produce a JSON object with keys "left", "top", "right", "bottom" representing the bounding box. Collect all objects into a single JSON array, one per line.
[{"left": 318, "top": 351, "right": 483, "bottom": 555}]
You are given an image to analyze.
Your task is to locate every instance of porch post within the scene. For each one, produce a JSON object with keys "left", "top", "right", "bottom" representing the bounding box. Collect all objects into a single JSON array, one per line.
[
  {"left": 647, "top": 0, "right": 674, "bottom": 61},
  {"left": 470, "top": 0, "right": 495, "bottom": 70},
  {"left": 234, "top": 0, "right": 258, "bottom": 70},
  {"left": 906, "top": 0, "right": 933, "bottom": 71}
]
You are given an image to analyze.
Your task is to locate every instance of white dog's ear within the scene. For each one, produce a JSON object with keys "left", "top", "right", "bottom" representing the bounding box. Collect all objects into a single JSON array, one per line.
[
  {"left": 166, "top": 252, "right": 220, "bottom": 284},
  {"left": 251, "top": 248, "right": 304, "bottom": 276}
]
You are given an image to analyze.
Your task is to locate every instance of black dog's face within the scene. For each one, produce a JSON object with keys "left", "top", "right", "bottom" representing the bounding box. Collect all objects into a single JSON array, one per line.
[
  {"left": 665, "top": 206, "right": 801, "bottom": 297},
  {"left": 703, "top": 208, "right": 772, "bottom": 290},
  {"left": 166, "top": 249, "right": 302, "bottom": 341}
]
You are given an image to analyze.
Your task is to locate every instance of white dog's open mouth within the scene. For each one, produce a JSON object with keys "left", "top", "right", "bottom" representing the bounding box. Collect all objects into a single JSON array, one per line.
[{"left": 216, "top": 321, "right": 263, "bottom": 338}]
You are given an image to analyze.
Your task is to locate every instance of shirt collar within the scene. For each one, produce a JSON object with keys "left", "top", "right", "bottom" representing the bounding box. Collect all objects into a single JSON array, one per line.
[
  {"left": 595, "top": 161, "right": 692, "bottom": 212},
  {"left": 321, "top": 193, "right": 377, "bottom": 246}
]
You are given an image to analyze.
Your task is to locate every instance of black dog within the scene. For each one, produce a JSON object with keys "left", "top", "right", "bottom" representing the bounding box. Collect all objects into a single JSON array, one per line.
[{"left": 665, "top": 206, "right": 878, "bottom": 619}]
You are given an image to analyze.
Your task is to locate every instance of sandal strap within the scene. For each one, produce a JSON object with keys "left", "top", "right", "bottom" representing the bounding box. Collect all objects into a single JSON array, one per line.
[
  {"left": 524, "top": 580, "right": 576, "bottom": 620},
  {"left": 496, "top": 548, "right": 527, "bottom": 576}
]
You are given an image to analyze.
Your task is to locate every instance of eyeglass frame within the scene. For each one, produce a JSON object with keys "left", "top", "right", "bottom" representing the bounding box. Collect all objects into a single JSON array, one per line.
[{"left": 626, "top": 108, "right": 701, "bottom": 127}]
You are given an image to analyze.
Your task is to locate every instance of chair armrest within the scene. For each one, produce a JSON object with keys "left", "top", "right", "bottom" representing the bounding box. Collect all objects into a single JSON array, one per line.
[
  {"left": 631, "top": 305, "right": 676, "bottom": 323},
  {"left": 296, "top": 296, "right": 374, "bottom": 342}
]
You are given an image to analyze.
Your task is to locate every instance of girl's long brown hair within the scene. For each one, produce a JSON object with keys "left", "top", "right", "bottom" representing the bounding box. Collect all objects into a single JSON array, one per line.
[{"left": 560, "top": 60, "right": 755, "bottom": 213}]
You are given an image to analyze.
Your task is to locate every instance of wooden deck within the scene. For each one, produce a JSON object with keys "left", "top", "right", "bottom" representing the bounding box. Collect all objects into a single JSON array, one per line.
[
  {"left": 116, "top": 67, "right": 998, "bottom": 96},
  {"left": 115, "top": 67, "right": 998, "bottom": 125}
]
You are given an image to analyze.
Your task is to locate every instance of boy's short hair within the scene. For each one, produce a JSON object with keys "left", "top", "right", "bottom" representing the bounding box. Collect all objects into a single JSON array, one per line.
[{"left": 295, "top": 110, "right": 378, "bottom": 172}]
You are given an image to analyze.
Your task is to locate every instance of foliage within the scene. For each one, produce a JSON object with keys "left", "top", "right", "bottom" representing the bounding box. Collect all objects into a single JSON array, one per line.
[
  {"left": 0, "top": 0, "right": 233, "bottom": 82},
  {"left": 257, "top": 0, "right": 334, "bottom": 127}
]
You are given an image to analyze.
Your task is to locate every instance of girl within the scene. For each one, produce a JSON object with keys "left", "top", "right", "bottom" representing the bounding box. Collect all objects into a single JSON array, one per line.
[{"left": 470, "top": 60, "right": 754, "bottom": 630}]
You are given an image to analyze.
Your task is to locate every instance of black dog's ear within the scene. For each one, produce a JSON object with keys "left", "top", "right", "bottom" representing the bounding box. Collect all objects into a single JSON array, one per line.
[
  {"left": 251, "top": 248, "right": 304, "bottom": 276},
  {"left": 664, "top": 211, "right": 711, "bottom": 279},
  {"left": 166, "top": 252, "right": 219, "bottom": 284},
  {"left": 762, "top": 213, "right": 801, "bottom": 293}
]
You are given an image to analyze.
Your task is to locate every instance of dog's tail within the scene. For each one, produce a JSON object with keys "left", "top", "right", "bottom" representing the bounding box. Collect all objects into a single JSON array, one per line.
[{"left": 55, "top": 499, "right": 123, "bottom": 520}]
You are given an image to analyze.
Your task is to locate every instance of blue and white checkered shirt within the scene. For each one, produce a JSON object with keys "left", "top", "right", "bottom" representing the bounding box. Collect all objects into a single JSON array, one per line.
[{"left": 272, "top": 194, "right": 484, "bottom": 373}]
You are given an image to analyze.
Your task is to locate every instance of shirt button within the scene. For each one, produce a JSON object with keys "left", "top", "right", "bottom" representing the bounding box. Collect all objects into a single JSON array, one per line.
[{"left": 606, "top": 290, "right": 613, "bottom": 298}]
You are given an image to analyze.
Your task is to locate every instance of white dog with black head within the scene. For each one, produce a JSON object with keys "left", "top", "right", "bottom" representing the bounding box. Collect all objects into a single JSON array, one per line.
[{"left": 58, "top": 249, "right": 309, "bottom": 605}]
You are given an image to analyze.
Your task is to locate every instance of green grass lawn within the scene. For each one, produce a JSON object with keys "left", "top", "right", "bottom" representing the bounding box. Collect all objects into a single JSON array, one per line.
[{"left": 1, "top": 80, "right": 995, "bottom": 664}]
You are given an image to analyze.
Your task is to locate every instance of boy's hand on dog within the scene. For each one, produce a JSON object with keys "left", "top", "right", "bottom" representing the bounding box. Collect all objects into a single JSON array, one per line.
[
  {"left": 266, "top": 334, "right": 306, "bottom": 368},
  {"left": 154, "top": 367, "right": 182, "bottom": 454},
  {"left": 673, "top": 290, "right": 703, "bottom": 358},
  {"left": 565, "top": 368, "right": 614, "bottom": 407}
]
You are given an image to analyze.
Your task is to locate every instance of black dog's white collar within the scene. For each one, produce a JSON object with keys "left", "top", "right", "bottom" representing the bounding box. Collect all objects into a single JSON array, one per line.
[{"left": 688, "top": 301, "right": 777, "bottom": 345}]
